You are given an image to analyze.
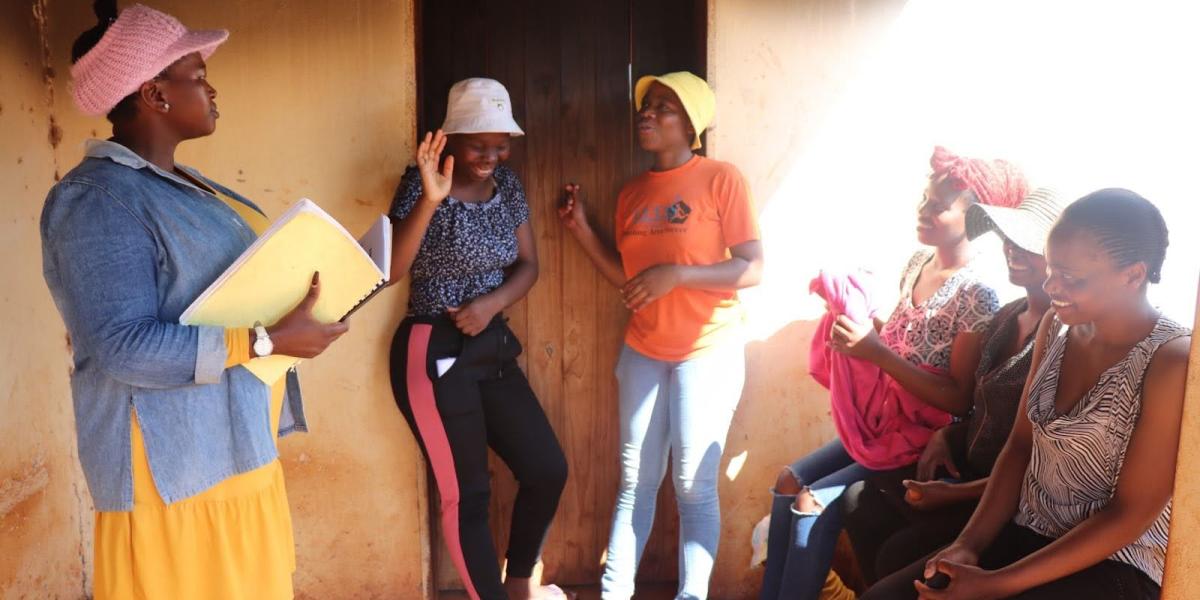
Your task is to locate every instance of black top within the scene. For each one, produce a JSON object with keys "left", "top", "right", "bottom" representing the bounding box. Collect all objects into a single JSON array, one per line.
[
  {"left": 950, "top": 298, "right": 1038, "bottom": 478},
  {"left": 389, "top": 165, "right": 530, "bottom": 316}
]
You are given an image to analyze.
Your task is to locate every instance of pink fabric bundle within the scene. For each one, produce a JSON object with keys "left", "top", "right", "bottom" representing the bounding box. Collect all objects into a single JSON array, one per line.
[
  {"left": 930, "top": 146, "right": 1029, "bottom": 209},
  {"left": 808, "top": 270, "right": 953, "bottom": 470}
]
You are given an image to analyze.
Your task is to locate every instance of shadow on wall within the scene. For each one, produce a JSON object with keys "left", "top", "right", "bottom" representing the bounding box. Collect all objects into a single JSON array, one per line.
[{"left": 716, "top": 318, "right": 834, "bottom": 598}]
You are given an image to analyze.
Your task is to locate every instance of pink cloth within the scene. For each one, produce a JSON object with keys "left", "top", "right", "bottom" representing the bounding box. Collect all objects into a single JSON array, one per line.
[
  {"left": 71, "top": 4, "right": 228, "bottom": 116},
  {"left": 929, "top": 146, "right": 1028, "bottom": 209},
  {"left": 809, "top": 270, "right": 953, "bottom": 470}
]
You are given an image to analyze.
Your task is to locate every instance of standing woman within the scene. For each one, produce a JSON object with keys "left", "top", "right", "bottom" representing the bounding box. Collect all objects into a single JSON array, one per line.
[
  {"left": 43, "top": 3, "right": 347, "bottom": 599},
  {"left": 388, "top": 78, "right": 569, "bottom": 600},
  {"left": 559, "top": 71, "right": 765, "bottom": 600},
  {"left": 862, "top": 189, "right": 1190, "bottom": 599}
]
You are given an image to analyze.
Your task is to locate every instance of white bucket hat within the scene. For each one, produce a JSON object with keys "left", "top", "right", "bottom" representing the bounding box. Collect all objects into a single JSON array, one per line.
[{"left": 440, "top": 78, "right": 524, "bottom": 136}]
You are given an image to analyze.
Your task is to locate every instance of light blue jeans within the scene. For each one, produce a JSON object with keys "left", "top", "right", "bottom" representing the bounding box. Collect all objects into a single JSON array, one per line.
[
  {"left": 760, "top": 439, "right": 879, "bottom": 600},
  {"left": 601, "top": 342, "right": 746, "bottom": 600}
]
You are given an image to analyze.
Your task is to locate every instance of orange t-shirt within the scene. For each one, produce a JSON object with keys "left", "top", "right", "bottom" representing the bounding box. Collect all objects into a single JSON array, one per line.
[{"left": 615, "top": 155, "right": 760, "bottom": 361}]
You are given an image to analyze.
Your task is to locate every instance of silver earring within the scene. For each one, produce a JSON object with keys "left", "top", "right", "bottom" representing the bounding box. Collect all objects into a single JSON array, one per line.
[{"left": 163, "top": 103, "right": 170, "bottom": 112}]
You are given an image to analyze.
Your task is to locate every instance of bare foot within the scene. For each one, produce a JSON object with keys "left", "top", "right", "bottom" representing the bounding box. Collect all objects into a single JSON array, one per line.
[{"left": 503, "top": 577, "right": 576, "bottom": 600}]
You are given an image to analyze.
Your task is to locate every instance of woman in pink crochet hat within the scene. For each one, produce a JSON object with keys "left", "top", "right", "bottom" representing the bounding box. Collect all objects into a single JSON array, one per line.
[{"left": 42, "top": 2, "right": 347, "bottom": 598}]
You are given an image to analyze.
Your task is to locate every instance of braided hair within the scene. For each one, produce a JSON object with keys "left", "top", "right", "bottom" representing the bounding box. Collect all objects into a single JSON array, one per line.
[
  {"left": 71, "top": 0, "right": 137, "bottom": 123},
  {"left": 1050, "top": 188, "right": 1169, "bottom": 284}
]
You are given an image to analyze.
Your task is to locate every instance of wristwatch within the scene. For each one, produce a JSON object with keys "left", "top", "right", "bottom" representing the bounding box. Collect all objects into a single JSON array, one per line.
[{"left": 253, "top": 321, "right": 274, "bottom": 357}]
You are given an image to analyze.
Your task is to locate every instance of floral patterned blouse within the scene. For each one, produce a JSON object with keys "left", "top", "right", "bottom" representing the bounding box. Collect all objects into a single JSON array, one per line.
[{"left": 879, "top": 249, "right": 1000, "bottom": 370}]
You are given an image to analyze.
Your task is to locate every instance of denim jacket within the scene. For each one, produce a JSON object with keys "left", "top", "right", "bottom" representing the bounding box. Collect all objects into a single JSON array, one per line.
[{"left": 41, "top": 140, "right": 306, "bottom": 512}]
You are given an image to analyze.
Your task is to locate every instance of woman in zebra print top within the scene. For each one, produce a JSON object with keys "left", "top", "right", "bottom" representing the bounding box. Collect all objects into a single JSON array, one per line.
[{"left": 863, "top": 189, "right": 1191, "bottom": 600}]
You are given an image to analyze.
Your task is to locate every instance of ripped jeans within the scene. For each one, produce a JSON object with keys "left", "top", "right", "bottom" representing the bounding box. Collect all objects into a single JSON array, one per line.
[{"left": 760, "top": 439, "right": 882, "bottom": 600}]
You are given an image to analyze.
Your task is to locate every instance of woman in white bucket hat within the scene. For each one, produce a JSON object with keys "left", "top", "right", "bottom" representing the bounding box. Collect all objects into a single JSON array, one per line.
[{"left": 386, "top": 78, "right": 571, "bottom": 600}]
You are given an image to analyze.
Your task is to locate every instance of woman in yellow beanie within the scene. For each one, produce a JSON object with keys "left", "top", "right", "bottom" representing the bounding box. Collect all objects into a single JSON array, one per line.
[{"left": 559, "top": 72, "right": 764, "bottom": 599}]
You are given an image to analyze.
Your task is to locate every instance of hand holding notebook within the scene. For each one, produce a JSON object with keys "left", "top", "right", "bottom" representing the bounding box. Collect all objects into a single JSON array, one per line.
[{"left": 180, "top": 199, "right": 391, "bottom": 383}]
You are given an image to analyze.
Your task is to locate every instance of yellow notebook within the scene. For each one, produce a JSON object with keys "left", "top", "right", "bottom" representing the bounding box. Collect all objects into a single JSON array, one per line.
[{"left": 180, "top": 199, "right": 390, "bottom": 383}]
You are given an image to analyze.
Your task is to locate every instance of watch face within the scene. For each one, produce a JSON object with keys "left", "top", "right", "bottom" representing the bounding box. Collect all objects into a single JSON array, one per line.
[{"left": 254, "top": 338, "right": 273, "bottom": 357}]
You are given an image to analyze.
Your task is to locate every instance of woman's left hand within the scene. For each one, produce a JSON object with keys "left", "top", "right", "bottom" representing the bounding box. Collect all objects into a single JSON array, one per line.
[
  {"left": 914, "top": 561, "right": 1007, "bottom": 600},
  {"left": 902, "top": 479, "right": 964, "bottom": 511},
  {"left": 622, "top": 265, "right": 681, "bottom": 311},
  {"left": 830, "top": 314, "right": 885, "bottom": 361},
  {"left": 447, "top": 296, "right": 499, "bottom": 337}
]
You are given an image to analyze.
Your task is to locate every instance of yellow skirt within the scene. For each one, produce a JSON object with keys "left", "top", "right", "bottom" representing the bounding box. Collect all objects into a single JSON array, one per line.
[{"left": 94, "top": 379, "right": 295, "bottom": 600}]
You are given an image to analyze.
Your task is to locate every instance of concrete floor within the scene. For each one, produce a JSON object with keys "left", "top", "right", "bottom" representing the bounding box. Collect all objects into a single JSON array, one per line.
[{"left": 439, "top": 582, "right": 680, "bottom": 600}]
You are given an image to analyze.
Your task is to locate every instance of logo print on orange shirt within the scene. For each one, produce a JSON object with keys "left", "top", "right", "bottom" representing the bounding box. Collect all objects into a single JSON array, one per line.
[
  {"left": 633, "top": 195, "right": 692, "bottom": 227},
  {"left": 666, "top": 198, "right": 692, "bottom": 224}
]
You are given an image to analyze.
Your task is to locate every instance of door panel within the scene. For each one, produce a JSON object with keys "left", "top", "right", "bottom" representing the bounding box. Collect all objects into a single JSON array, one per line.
[{"left": 418, "top": 0, "right": 705, "bottom": 589}]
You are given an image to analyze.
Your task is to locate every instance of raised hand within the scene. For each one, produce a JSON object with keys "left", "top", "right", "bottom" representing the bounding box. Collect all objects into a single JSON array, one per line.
[
  {"left": 416, "top": 129, "right": 454, "bottom": 205},
  {"left": 557, "top": 183, "right": 591, "bottom": 233}
]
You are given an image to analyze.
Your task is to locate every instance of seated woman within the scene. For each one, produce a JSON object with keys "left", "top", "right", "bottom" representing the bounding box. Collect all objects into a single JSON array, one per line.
[
  {"left": 760, "top": 147, "right": 1028, "bottom": 600},
  {"left": 840, "top": 188, "right": 1065, "bottom": 585},
  {"left": 861, "top": 189, "right": 1190, "bottom": 600}
]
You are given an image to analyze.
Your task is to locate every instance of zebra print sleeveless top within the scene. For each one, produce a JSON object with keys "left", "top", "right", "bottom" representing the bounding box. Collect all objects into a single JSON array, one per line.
[{"left": 1015, "top": 314, "right": 1189, "bottom": 585}]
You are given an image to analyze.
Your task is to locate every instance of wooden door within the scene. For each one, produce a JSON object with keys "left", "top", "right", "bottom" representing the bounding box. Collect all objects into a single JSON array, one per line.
[{"left": 417, "top": 0, "right": 706, "bottom": 591}]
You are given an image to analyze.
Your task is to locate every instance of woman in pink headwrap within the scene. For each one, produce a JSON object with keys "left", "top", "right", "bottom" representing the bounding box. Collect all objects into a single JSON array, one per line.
[{"left": 759, "top": 147, "right": 1028, "bottom": 600}]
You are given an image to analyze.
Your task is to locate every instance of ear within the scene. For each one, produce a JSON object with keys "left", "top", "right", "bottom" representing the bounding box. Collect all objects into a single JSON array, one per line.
[
  {"left": 954, "top": 188, "right": 977, "bottom": 209},
  {"left": 136, "top": 80, "right": 169, "bottom": 114},
  {"left": 1121, "top": 261, "right": 1148, "bottom": 289}
]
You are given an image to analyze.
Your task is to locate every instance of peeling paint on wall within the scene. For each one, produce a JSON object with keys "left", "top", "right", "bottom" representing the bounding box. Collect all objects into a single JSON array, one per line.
[
  {"left": 48, "top": 113, "right": 62, "bottom": 148},
  {"left": 0, "top": 457, "right": 49, "bottom": 521}
]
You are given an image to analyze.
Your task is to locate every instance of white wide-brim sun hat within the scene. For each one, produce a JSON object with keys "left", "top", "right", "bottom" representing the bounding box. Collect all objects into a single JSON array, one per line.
[{"left": 966, "top": 187, "right": 1065, "bottom": 255}]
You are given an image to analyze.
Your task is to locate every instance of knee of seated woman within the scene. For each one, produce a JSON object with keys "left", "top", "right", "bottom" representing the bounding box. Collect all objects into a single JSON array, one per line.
[
  {"left": 793, "top": 487, "right": 825, "bottom": 514},
  {"left": 775, "top": 467, "right": 803, "bottom": 495}
]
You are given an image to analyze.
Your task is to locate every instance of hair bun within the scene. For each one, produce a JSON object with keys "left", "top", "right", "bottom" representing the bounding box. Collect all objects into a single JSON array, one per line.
[
  {"left": 71, "top": 0, "right": 119, "bottom": 64},
  {"left": 94, "top": 0, "right": 118, "bottom": 23}
]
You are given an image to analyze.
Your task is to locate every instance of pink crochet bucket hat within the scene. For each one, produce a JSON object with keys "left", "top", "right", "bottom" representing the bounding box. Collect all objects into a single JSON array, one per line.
[{"left": 71, "top": 4, "right": 228, "bottom": 116}]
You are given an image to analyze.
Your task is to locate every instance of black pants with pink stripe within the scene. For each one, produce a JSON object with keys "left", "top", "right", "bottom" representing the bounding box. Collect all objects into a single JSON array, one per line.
[{"left": 390, "top": 314, "right": 568, "bottom": 600}]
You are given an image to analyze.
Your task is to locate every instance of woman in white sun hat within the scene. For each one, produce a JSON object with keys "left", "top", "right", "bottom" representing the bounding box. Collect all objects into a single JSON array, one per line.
[{"left": 387, "top": 78, "right": 570, "bottom": 600}]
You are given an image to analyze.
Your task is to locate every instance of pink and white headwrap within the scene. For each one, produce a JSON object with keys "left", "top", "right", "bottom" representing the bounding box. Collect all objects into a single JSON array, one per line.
[
  {"left": 71, "top": 4, "right": 227, "bottom": 116},
  {"left": 929, "top": 146, "right": 1029, "bottom": 209}
]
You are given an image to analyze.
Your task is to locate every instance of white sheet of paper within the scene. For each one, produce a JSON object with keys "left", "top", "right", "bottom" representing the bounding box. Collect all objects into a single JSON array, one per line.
[
  {"left": 356, "top": 214, "right": 392, "bottom": 282},
  {"left": 435, "top": 357, "right": 457, "bottom": 377}
]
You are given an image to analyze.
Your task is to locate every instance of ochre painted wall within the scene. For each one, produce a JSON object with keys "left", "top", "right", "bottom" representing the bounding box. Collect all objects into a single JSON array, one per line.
[
  {"left": 1162, "top": 281, "right": 1200, "bottom": 598},
  {"left": 704, "top": 1, "right": 1199, "bottom": 598},
  {"left": 0, "top": 2, "right": 92, "bottom": 597},
  {"left": 2, "top": 1, "right": 426, "bottom": 598},
  {"left": 703, "top": 1, "right": 910, "bottom": 596},
  {"left": 4, "top": 1, "right": 1198, "bottom": 599}
]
